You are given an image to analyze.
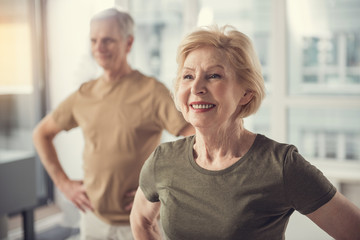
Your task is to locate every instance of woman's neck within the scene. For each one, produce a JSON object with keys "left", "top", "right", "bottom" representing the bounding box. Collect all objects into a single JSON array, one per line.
[{"left": 193, "top": 119, "right": 255, "bottom": 170}]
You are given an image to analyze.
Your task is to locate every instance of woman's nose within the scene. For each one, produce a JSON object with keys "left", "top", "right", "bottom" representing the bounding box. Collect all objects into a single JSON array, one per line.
[{"left": 191, "top": 77, "right": 207, "bottom": 95}]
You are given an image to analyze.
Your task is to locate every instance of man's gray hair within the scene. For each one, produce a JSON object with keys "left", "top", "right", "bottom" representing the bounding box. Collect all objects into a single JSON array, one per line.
[{"left": 91, "top": 8, "right": 134, "bottom": 38}]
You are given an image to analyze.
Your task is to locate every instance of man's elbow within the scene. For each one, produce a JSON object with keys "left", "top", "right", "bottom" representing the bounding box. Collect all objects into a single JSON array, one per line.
[
  {"left": 32, "top": 123, "right": 49, "bottom": 145},
  {"left": 33, "top": 115, "right": 60, "bottom": 144},
  {"left": 32, "top": 123, "right": 43, "bottom": 145},
  {"left": 179, "top": 124, "right": 195, "bottom": 136}
]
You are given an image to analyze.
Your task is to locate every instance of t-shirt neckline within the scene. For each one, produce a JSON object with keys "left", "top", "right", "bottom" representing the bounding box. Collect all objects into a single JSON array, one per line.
[
  {"left": 187, "top": 134, "right": 261, "bottom": 175},
  {"left": 98, "top": 70, "right": 139, "bottom": 86}
]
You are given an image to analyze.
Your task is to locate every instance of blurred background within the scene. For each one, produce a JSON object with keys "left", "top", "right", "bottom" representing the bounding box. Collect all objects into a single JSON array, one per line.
[{"left": 0, "top": 0, "right": 359, "bottom": 239}]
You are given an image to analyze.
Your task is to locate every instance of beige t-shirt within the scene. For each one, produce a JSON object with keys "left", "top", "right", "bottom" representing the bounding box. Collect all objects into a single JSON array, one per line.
[{"left": 52, "top": 70, "right": 189, "bottom": 224}]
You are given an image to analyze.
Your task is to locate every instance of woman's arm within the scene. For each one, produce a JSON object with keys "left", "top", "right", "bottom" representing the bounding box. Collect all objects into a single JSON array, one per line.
[
  {"left": 130, "top": 187, "right": 162, "bottom": 240},
  {"left": 306, "top": 191, "right": 360, "bottom": 240}
]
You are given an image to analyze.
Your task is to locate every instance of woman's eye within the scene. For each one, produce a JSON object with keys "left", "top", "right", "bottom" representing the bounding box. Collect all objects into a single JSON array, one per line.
[
  {"left": 183, "top": 75, "right": 193, "bottom": 80},
  {"left": 209, "top": 74, "right": 221, "bottom": 79}
]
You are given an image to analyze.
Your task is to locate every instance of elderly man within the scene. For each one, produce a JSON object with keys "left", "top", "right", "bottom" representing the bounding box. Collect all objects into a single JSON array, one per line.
[{"left": 33, "top": 8, "right": 193, "bottom": 239}]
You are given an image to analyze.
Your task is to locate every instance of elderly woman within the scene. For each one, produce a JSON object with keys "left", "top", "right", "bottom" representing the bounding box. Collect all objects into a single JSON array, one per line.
[{"left": 130, "top": 25, "right": 360, "bottom": 240}]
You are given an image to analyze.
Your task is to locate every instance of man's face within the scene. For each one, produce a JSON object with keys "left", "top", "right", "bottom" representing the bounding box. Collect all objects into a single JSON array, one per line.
[{"left": 90, "top": 18, "right": 132, "bottom": 72}]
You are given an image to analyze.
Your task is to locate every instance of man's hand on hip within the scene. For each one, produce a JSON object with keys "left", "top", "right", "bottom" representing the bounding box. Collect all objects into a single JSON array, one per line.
[{"left": 61, "top": 180, "right": 94, "bottom": 212}]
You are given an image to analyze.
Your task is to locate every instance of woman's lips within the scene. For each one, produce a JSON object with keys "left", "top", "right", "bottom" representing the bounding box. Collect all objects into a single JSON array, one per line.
[{"left": 190, "top": 102, "right": 216, "bottom": 112}]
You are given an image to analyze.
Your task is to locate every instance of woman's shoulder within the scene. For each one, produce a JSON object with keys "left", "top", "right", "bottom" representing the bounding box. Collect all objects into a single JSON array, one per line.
[
  {"left": 253, "top": 134, "right": 298, "bottom": 159},
  {"left": 151, "top": 136, "right": 194, "bottom": 163},
  {"left": 147, "top": 136, "right": 194, "bottom": 173},
  {"left": 156, "top": 135, "right": 195, "bottom": 155}
]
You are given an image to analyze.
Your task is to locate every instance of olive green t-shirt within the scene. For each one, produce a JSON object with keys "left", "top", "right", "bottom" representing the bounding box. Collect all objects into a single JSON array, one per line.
[
  {"left": 140, "top": 134, "right": 336, "bottom": 240},
  {"left": 52, "top": 70, "right": 189, "bottom": 224}
]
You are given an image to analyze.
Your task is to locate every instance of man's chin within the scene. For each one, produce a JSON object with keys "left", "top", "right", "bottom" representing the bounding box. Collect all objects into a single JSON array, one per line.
[
  {"left": 95, "top": 57, "right": 110, "bottom": 64},
  {"left": 96, "top": 62, "right": 111, "bottom": 69}
]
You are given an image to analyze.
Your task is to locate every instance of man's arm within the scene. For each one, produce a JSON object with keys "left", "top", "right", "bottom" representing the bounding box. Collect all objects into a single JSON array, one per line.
[
  {"left": 178, "top": 124, "right": 195, "bottom": 137},
  {"left": 306, "top": 191, "right": 360, "bottom": 240},
  {"left": 33, "top": 114, "right": 93, "bottom": 212},
  {"left": 130, "top": 187, "right": 162, "bottom": 240}
]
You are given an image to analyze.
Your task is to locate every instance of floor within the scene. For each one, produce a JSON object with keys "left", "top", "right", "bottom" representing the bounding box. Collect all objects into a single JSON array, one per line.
[
  {"left": 8, "top": 204, "right": 61, "bottom": 230},
  {"left": 6, "top": 203, "right": 80, "bottom": 240}
]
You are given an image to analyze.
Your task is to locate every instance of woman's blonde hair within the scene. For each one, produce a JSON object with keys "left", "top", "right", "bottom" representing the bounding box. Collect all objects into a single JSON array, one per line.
[{"left": 174, "top": 25, "right": 266, "bottom": 118}]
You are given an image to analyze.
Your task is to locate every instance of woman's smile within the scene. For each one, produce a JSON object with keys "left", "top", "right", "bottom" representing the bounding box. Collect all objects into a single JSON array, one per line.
[{"left": 190, "top": 102, "right": 216, "bottom": 112}]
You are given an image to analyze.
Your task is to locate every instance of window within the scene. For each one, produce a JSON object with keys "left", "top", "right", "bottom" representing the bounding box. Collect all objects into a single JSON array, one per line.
[
  {"left": 0, "top": 0, "right": 50, "bottom": 205},
  {"left": 288, "top": 0, "right": 360, "bottom": 95},
  {"left": 129, "top": 0, "right": 185, "bottom": 90},
  {"left": 0, "top": 4, "right": 34, "bottom": 150},
  {"left": 289, "top": 108, "right": 360, "bottom": 162},
  {"left": 286, "top": 0, "right": 360, "bottom": 167},
  {"left": 346, "top": 133, "right": 360, "bottom": 160}
]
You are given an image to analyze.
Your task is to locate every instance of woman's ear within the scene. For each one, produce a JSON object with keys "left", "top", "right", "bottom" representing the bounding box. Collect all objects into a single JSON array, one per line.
[{"left": 239, "top": 91, "right": 254, "bottom": 105}]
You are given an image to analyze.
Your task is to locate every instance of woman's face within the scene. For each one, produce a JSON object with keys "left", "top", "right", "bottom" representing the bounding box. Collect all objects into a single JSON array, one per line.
[{"left": 177, "top": 46, "right": 250, "bottom": 130}]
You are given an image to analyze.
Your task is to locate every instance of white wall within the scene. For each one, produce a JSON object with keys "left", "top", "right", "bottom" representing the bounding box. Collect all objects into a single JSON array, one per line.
[{"left": 47, "top": 0, "right": 113, "bottom": 180}]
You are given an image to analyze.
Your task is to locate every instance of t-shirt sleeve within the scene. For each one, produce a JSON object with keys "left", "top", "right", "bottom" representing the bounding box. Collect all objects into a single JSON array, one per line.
[
  {"left": 283, "top": 146, "right": 337, "bottom": 215},
  {"left": 139, "top": 149, "right": 160, "bottom": 202},
  {"left": 52, "top": 91, "right": 79, "bottom": 131},
  {"left": 152, "top": 81, "right": 189, "bottom": 136}
]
